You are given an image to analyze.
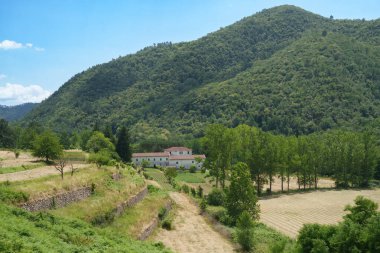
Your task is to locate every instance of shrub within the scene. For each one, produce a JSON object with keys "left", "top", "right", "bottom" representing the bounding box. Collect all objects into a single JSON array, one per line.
[
  {"left": 236, "top": 211, "right": 255, "bottom": 252},
  {"left": 207, "top": 188, "right": 226, "bottom": 206},
  {"left": 200, "top": 198, "right": 207, "bottom": 213},
  {"left": 200, "top": 167, "right": 206, "bottom": 173},
  {"left": 158, "top": 207, "right": 167, "bottom": 220},
  {"left": 189, "top": 165, "right": 196, "bottom": 173},
  {"left": 147, "top": 184, "right": 159, "bottom": 193},
  {"left": 162, "top": 217, "right": 173, "bottom": 230},
  {"left": 197, "top": 186, "right": 203, "bottom": 198},
  {"left": 0, "top": 186, "right": 29, "bottom": 204},
  {"left": 181, "top": 184, "right": 190, "bottom": 194},
  {"left": 190, "top": 187, "right": 196, "bottom": 196}
]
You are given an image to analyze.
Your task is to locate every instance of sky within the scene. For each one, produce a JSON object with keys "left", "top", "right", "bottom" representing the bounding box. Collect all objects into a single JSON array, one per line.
[{"left": 0, "top": 0, "right": 379, "bottom": 106}]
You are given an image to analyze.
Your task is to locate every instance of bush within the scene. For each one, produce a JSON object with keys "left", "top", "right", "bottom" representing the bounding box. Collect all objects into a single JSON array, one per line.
[
  {"left": 200, "top": 198, "right": 207, "bottom": 213},
  {"left": 200, "top": 167, "right": 206, "bottom": 173},
  {"left": 236, "top": 211, "right": 255, "bottom": 252},
  {"left": 182, "top": 184, "right": 190, "bottom": 194},
  {"left": 197, "top": 186, "right": 203, "bottom": 198},
  {"left": 0, "top": 186, "right": 29, "bottom": 204},
  {"left": 162, "top": 217, "right": 173, "bottom": 230},
  {"left": 189, "top": 165, "right": 197, "bottom": 173},
  {"left": 207, "top": 188, "right": 226, "bottom": 206},
  {"left": 147, "top": 184, "right": 159, "bottom": 193},
  {"left": 158, "top": 207, "right": 167, "bottom": 220},
  {"left": 190, "top": 187, "right": 196, "bottom": 196}
]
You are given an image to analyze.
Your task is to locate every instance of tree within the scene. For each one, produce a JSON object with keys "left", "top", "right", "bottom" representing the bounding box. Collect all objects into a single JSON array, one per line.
[
  {"left": 226, "top": 162, "right": 259, "bottom": 221},
  {"left": 54, "top": 159, "right": 66, "bottom": 180},
  {"left": 0, "top": 119, "right": 15, "bottom": 148},
  {"left": 236, "top": 211, "right": 255, "bottom": 252},
  {"left": 88, "top": 149, "right": 113, "bottom": 168},
  {"left": 116, "top": 126, "right": 132, "bottom": 162},
  {"left": 86, "top": 131, "right": 115, "bottom": 153},
  {"left": 164, "top": 167, "right": 177, "bottom": 185},
  {"left": 32, "top": 131, "right": 63, "bottom": 162}
]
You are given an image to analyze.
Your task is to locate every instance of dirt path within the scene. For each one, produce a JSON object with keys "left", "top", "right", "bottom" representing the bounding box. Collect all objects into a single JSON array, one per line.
[
  {"left": 154, "top": 192, "right": 235, "bottom": 253},
  {"left": 0, "top": 164, "right": 89, "bottom": 182}
]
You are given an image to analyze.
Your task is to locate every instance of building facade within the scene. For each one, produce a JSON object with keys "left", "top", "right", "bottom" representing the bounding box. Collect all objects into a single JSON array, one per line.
[{"left": 132, "top": 147, "right": 205, "bottom": 169}]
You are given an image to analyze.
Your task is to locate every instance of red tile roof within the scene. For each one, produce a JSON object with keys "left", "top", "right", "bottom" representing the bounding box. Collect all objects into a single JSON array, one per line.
[
  {"left": 132, "top": 152, "right": 169, "bottom": 158},
  {"left": 164, "top": 147, "right": 192, "bottom": 152},
  {"left": 169, "top": 154, "right": 206, "bottom": 160}
]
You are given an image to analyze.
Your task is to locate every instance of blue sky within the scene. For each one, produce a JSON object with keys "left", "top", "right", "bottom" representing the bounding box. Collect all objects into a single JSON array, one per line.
[{"left": 0, "top": 0, "right": 379, "bottom": 105}]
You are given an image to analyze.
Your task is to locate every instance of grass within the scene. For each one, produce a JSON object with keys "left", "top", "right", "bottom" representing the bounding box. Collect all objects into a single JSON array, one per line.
[
  {"left": 50, "top": 168, "right": 145, "bottom": 224},
  {"left": 0, "top": 202, "right": 171, "bottom": 253},
  {"left": 106, "top": 189, "right": 170, "bottom": 238},
  {"left": 144, "top": 168, "right": 173, "bottom": 190},
  {"left": 175, "top": 171, "right": 205, "bottom": 183},
  {"left": 0, "top": 163, "right": 45, "bottom": 174},
  {"left": 63, "top": 150, "right": 88, "bottom": 162}
]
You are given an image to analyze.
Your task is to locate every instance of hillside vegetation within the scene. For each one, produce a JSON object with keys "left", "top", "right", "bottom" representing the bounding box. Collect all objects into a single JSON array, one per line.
[
  {"left": 0, "top": 103, "right": 37, "bottom": 122},
  {"left": 22, "top": 5, "right": 380, "bottom": 138}
]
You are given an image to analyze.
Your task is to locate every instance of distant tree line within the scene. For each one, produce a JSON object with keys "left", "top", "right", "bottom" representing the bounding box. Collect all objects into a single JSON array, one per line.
[{"left": 202, "top": 124, "right": 379, "bottom": 194}]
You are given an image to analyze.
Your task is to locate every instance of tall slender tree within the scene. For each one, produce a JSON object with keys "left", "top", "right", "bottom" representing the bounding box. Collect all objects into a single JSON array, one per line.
[{"left": 116, "top": 126, "right": 132, "bottom": 162}]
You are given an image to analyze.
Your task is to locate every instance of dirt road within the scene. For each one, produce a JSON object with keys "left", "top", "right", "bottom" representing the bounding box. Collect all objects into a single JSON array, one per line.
[
  {"left": 0, "top": 164, "right": 88, "bottom": 182},
  {"left": 154, "top": 192, "right": 235, "bottom": 253}
]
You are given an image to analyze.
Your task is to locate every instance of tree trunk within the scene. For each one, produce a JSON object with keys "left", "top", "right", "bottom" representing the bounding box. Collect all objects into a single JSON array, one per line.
[
  {"left": 269, "top": 171, "right": 272, "bottom": 194},
  {"left": 281, "top": 173, "right": 284, "bottom": 193}
]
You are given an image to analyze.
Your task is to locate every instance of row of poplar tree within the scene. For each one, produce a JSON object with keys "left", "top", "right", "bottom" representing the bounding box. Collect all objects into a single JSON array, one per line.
[{"left": 202, "top": 124, "right": 379, "bottom": 194}]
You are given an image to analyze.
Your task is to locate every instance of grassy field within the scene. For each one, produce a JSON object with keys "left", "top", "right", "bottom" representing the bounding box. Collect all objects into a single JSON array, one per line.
[
  {"left": 176, "top": 171, "right": 205, "bottom": 183},
  {"left": 144, "top": 168, "right": 172, "bottom": 190},
  {"left": 0, "top": 163, "right": 45, "bottom": 174},
  {"left": 50, "top": 168, "right": 145, "bottom": 224},
  {"left": 106, "top": 189, "right": 170, "bottom": 238},
  {"left": 259, "top": 188, "right": 380, "bottom": 238},
  {"left": 63, "top": 150, "right": 88, "bottom": 162}
]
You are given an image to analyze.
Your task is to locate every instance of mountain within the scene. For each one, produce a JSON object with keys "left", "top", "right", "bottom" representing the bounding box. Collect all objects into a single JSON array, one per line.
[
  {"left": 0, "top": 103, "right": 38, "bottom": 121},
  {"left": 22, "top": 5, "right": 380, "bottom": 138}
]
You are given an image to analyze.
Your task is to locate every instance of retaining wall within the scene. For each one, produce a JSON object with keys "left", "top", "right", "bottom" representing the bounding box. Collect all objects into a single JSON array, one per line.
[
  {"left": 20, "top": 187, "right": 92, "bottom": 211},
  {"left": 138, "top": 200, "right": 173, "bottom": 240}
]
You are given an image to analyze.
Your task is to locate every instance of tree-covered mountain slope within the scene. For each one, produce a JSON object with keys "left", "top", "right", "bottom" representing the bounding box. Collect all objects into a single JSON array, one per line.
[
  {"left": 0, "top": 103, "right": 38, "bottom": 121},
  {"left": 22, "top": 5, "right": 380, "bottom": 137}
]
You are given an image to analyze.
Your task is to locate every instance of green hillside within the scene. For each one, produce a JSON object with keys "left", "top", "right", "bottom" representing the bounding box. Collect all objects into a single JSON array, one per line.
[
  {"left": 0, "top": 103, "right": 37, "bottom": 121},
  {"left": 22, "top": 5, "right": 380, "bottom": 137}
]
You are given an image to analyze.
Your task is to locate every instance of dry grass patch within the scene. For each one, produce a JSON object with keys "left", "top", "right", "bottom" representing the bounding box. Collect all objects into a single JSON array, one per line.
[{"left": 259, "top": 188, "right": 380, "bottom": 238}]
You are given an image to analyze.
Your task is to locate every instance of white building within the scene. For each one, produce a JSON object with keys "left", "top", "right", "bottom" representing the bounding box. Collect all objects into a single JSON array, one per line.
[{"left": 132, "top": 147, "right": 205, "bottom": 169}]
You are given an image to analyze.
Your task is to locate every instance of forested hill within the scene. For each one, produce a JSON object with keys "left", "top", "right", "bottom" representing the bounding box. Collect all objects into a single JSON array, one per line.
[
  {"left": 22, "top": 5, "right": 380, "bottom": 138},
  {"left": 0, "top": 103, "right": 38, "bottom": 121}
]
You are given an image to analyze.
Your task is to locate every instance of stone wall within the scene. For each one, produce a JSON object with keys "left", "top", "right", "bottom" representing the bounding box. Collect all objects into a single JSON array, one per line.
[
  {"left": 113, "top": 187, "right": 148, "bottom": 217},
  {"left": 138, "top": 200, "right": 173, "bottom": 240},
  {"left": 20, "top": 187, "right": 92, "bottom": 212}
]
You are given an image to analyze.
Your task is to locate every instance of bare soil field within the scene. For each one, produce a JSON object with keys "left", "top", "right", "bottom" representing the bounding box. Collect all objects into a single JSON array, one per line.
[
  {"left": 259, "top": 188, "right": 380, "bottom": 238},
  {"left": 0, "top": 150, "right": 37, "bottom": 167},
  {"left": 262, "top": 176, "right": 335, "bottom": 192},
  {"left": 154, "top": 192, "right": 235, "bottom": 253},
  {"left": 0, "top": 163, "right": 89, "bottom": 182}
]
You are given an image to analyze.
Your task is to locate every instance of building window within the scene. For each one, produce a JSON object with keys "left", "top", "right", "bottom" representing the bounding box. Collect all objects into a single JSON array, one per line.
[
  {"left": 148, "top": 158, "right": 150, "bottom": 161},
  {"left": 192, "top": 161, "right": 194, "bottom": 163},
  {"left": 160, "top": 158, "right": 162, "bottom": 161},
  {"left": 188, "top": 151, "right": 190, "bottom": 154},
  {"left": 180, "top": 151, "right": 183, "bottom": 154},
  {"left": 136, "top": 159, "right": 138, "bottom": 161},
  {"left": 176, "top": 162, "right": 178, "bottom": 164},
  {"left": 166, "top": 158, "right": 168, "bottom": 161},
  {"left": 154, "top": 158, "right": 155, "bottom": 161}
]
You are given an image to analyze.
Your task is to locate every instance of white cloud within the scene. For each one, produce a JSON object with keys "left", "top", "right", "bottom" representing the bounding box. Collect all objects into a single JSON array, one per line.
[
  {"left": 0, "top": 40, "right": 44, "bottom": 51},
  {"left": 0, "top": 40, "right": 23, "bottom": 50},
  {"left": 0, "top": 83, "right": 51, "bottom": 104},
  {"left": 0, "top": 74, "right": 6, "bottom": 80}
]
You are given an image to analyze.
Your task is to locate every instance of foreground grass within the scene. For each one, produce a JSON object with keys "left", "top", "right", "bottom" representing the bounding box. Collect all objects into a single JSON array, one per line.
[
  {"left": 0, "top": 163, "right": 45, "bottom": 174},
  {"left": 106, "top": 188, "right": 170, "bottom": 238},
  {"left": 0, "top": 203, "right": 171, "bottom": 253}
]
